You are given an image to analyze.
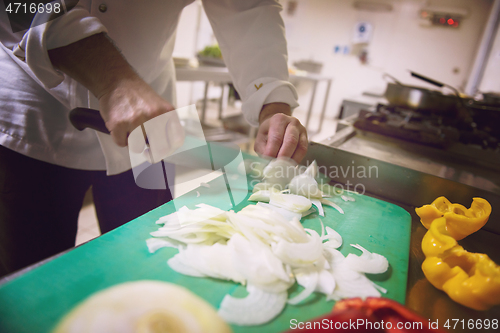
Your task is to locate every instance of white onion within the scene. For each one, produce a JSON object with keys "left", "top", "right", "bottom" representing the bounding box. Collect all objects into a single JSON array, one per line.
[
  {"left": 321, "top": 227, "right": 342, "bottom": 249},
  {"left": 167, "top": 253, "right": 205, "bottom": 277},
  {"left": 343, "top": 244, "right": 389, "bottom": 274},
  {"left": 269, "top": 192, "right": 312, "bottom": 214},
  {"left": 218, "top": 285, "right": 287, "bottom": 326},
  {"left": 304, "top": 160, "right": 319, "bottom": 179},
  {"left": 341, "top": 195, "right": 355, "bottom": 202},
  {"left": 248, "top": 190, "right": 272, "bottom": 203},
  {"left": 169, "top": 244, "right": 246, "bottom": 283},
  {"left": 311, "top": 199, "right": 324, "bottom": 217},
  {"left": 262, "top": 158, "right": 297, "bottom": 189},
  {"left": 147, "top": 168, "right": 392, "bottom": 327},
  {"left": 295, "top": 268, "right": 336, "bottom": 296},
  {"left": 302, "top": 208, "right": 315, "bottom": 217},
  {"left": 256, "top": 202, "right": 303, "bottom": 222},
  {"left": 288, "top": 269, "right": 318, "bottom": 305},
  {"left": 227, "top": 233, "right": 293, "bottom": 292},
  {"left": 328, "top": 263, "right": 383, "bottom": 301},
  {"left": 145, "top": 238, "right": 178, "bottom": 253},
  {"left": 320, "top": 198, "right": 344, "bottom": 214},
  {"left": 52, "top": 281, "right": 232, "bottom": 333},
  {"left": 288, "top": 174, "right": 324, "bottom": 198},
  {"left": 322, "top": 245, "right": 388, "bottom": 301},
  {"left": 272, "top": 229, "right": 323, "bottom": 267}
]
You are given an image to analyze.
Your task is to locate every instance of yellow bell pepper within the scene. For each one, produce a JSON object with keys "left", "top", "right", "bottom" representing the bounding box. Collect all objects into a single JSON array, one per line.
[
  {"left": 416, "top": 196, "right": 491, "bottom": 240},
  {"left": 416, "top": 197, "right": 500, "bottom": 311}
]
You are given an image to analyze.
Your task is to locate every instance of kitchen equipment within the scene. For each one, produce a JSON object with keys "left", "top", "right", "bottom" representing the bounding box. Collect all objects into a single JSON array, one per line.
[
  {"left": 406, "top": 73, "right": 500, "bottom": 140},
  {"left": 0, "top": 153, "right": 411, "bottom": 332},
  {"left": 383, "top": 73, "right": 460, "bottom": 114},
  {"left": 482, "top": 92, "right": 500, "bottom": 106}
]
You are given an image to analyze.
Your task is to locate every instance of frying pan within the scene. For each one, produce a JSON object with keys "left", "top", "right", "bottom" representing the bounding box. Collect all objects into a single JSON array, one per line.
[{"left": 383, "top": 72, "right": 461, "bottom": 114}]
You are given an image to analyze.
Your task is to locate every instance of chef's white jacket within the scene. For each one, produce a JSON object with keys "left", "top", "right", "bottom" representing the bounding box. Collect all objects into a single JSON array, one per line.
[{"left": 0, "top": 0, "right": 298, "bottom": 172}]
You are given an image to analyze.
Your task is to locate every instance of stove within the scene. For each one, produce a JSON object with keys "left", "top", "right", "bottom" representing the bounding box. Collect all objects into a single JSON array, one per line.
[
  {"left": 321, "top": 102, "right": 500, "bottom": 197},
  {"left": 353, "top": 104, "right": 500, "bottom": 151}
]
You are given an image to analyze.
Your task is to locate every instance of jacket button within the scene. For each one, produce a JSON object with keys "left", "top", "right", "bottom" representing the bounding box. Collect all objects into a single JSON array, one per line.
[{"left": 98, "top": 4, "right": 107, "bottom": 13}]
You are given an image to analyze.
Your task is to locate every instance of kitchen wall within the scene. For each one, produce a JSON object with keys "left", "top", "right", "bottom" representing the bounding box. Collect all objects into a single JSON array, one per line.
[
  {"left": 173, "top": 0, "right": 493, "bottom": 118},
  {"left": 283, "top": 0, "right": 492, "bottom": 118},
  {"left": 480, "top": 17, "right": 500, "bottom": 93}
]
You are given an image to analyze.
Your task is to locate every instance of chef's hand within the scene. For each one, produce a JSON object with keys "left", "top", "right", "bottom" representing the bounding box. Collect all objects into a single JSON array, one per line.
[
  {"left": 254, "top": 103, "right": 308, "bottom": 163},
  {"left": 98, "top": 77, "right": 175, "bottom": 147},
  {"left": 48, "top": 33, "right": 174, "bottom": 147}
]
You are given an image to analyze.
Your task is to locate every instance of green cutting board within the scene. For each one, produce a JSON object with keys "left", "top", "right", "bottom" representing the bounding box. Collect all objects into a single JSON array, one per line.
[{"left": 0, "top": 166, "right": 411, "bottom": 333}]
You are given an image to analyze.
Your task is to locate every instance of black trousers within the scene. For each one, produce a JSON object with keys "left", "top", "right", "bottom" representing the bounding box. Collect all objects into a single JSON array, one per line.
[{"left": 0, "top": 145, "right": 172, "bottom": 277}]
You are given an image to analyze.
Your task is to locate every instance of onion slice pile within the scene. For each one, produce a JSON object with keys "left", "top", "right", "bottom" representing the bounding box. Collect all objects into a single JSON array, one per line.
[{"left": 147, "top": 160, "right": 390, "bottom": 326}]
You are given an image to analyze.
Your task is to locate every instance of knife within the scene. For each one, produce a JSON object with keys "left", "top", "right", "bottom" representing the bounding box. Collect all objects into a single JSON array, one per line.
[{"left": 69, "top": 107, "right": 248, "bottom": 208}]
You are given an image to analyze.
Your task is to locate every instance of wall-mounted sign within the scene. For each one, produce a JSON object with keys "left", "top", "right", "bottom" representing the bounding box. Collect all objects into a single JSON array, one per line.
[{"left": 353, "top": 22, "right": 373, "bottom": 44}]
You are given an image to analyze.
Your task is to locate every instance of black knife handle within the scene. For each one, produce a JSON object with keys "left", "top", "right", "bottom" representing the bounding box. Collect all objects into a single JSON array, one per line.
[
  {"left": 410, "top": 71, "right": 444, "bottom": 88},
  {"left": 69, "top": 107, "right": 110, "bottom": 134}
]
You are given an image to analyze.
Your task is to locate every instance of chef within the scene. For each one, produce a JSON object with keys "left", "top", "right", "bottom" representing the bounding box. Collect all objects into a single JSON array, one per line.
[{"left": 0, "top": 0, "right": 308, "bottom": 276}]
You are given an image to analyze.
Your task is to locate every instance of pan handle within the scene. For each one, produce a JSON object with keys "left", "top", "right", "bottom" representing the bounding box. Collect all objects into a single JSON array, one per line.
[
  {"left": 69, "top": 107, "right": 110, "bottom": 134},
  {"left": 410, "top": 71, "right": 445, "bottom": 87},
  {"left": 409, "top": 71, "right": 463, "bottom": 99},
  {"left": 382, "top": 73, "right": 403, "bottom": 85}
]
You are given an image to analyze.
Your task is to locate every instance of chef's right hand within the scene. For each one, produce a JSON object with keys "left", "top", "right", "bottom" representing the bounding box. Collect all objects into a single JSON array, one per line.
[
  {"left": 98, "top": 76, "right": 175, "bottom": 147},
  {"left": 48, "top": 33, "right": 175, "bottom": 147}
]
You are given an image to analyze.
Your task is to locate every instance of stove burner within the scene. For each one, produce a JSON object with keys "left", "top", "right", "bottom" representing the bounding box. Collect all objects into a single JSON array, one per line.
[{"left": 353, "top": 104, "right": 499, "bottom": 150}]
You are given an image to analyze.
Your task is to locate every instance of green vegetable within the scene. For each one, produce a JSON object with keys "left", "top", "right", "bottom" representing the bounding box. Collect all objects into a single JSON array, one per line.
[{"left": 198, "top": 45, "right": 222, "bottom": 59}]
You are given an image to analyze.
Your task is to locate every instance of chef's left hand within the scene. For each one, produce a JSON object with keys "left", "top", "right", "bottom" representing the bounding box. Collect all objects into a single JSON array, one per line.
[{"left": 254, "top": 103, "right": 308, "bottom": 163}]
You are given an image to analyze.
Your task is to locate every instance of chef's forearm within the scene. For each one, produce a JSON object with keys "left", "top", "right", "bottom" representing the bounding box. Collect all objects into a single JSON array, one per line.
[
  {"left": 259, "top": 103, "right": 292, "bottom": 124},
  {"left": 47, "top": 33, "right": 139, "bottom": 99}
]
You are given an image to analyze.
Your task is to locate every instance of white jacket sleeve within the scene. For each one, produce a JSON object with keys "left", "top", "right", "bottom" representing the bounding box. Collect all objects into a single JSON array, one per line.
[
  {"left": 13, "top": 3, "right": 107, "bottom": 90},
  {"left": 202, "top": 0, "right": 299, "bottom": 126}
]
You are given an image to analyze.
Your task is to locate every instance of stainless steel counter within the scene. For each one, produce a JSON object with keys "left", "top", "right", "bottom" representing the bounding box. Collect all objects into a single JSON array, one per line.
[{"left": 302, "top": 141, "right": 500, "bottom": 331}]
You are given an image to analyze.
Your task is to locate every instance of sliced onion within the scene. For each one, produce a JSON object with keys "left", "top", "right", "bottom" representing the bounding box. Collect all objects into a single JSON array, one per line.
[
  {"left": 288, "top": 269, "right": 318, "bottom": 305},
  {"left": 227, "top": 233, "right": 293, "bottom": 292},
  {"left": 248, "top": 190, "right": 272, "bottom": 203},
  {"left": 304, "top": 160, "right": 319, "bottom": 179},
  {"left": 272, "top": 229, "right": 323, "bottom": 267},
  {"left": 320, "top": 198, "right": 344, "bottom": 214},
  {"left": 311, "top": 199, "right": 324, "bottom": 217},
  {"left": 255, "top": 202, "right": 302, "bottom": 222},
  {"left": 270, "top": 192, "right": 312, "bottom": 214},
  {"left": 296, "top": 267, "right": 336, "bottom": 296},
  {"left": 288, "top": 174, "right": 324, "bottom": 198},
  {"left": 262, "top": 158, "right": 297, "bottom": 189},
  {"left": 218, "top": 285, "right": 288, "bottom": 326},
  {"left": 156, "top": 210, "right": 180, "bottom": 225},
  {"left": 322, "top": 227, "right": 343, "bottom": 249},
  {"left": 167, "top": 253, "right": 205, "bottom": 277},
  {"left": 343, "top": 244, "right": 389, "bottom": 274},
  {"left": 316, "top": 269, "right": 336, "bottom": 295},
  {"left": 146, "top": 238, "right": 179, "bottom": 253},
  {"left": 341, "top": 195, "right": 355, "bottom": 202},
  {"left": 327, "top": 264, "right": 383, "bottom": 301},
  {"left": 323, "top": 246, "right": 387, "bottom": 301},
  {"left": 319, "top": 219, "right": 325, "bottom": 238},
  {"left": 302, "top": 208, "right": 315, "bottom": 217},
  {"left": 170, "top": 244, "right": 246, "bottom": 283},
  {"left": 236, "top": 205, "right": 309, "bottom": 243}
]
